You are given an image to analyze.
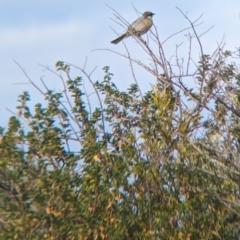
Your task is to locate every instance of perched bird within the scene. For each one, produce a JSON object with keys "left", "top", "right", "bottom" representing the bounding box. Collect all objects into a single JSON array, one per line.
[{"left": 111, "top": 11, "right": 155, "bottom": 44}]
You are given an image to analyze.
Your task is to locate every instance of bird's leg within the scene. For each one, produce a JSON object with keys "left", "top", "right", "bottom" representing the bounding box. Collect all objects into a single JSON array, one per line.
[{"left": 139, "top": 36, "right": 147, "bottom": 45}]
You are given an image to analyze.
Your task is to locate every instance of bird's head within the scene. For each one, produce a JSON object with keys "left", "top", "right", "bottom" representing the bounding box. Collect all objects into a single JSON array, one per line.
[{"left": 143, "top": 11, "right": 155, "bottom": 18}]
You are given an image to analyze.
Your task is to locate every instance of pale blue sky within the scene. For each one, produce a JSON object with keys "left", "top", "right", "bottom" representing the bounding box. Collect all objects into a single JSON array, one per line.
[{"left": 1, "top": 0, "right": 239, "bottom": 126}]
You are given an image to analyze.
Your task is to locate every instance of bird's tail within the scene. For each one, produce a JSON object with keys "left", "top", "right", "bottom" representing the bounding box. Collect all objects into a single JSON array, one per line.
[{"left": 111, "top": 33, "right": 127, "bottom": 44}]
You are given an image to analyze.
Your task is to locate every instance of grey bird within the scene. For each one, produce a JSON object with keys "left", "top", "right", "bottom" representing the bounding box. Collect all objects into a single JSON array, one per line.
[{"left": 111, "top": 11, "right": 155, "bottom": 44}]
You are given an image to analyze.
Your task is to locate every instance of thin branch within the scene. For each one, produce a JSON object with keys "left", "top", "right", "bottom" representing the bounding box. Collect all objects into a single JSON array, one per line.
[{"left": 123, "top": 41, "right": 143, "bottom": 98}]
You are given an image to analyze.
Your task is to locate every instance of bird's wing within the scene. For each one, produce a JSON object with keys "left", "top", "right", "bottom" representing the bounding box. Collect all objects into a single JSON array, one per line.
[
  {"left": 127, "top": 15, "right": 144, "bottom": 33},
  {"left": 134, "top": 18, "right": 153, "bottom": 34}
]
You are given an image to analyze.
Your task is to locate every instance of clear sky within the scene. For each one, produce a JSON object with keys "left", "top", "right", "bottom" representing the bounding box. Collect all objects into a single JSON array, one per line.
[{"left": 1, "top": 0, "right": 239, "bottom": 127}]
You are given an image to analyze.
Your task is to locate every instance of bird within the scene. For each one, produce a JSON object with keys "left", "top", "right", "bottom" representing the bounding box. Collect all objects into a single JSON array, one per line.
[{"left": 111, "top": 11, "right": 155, "bottom": 44}]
